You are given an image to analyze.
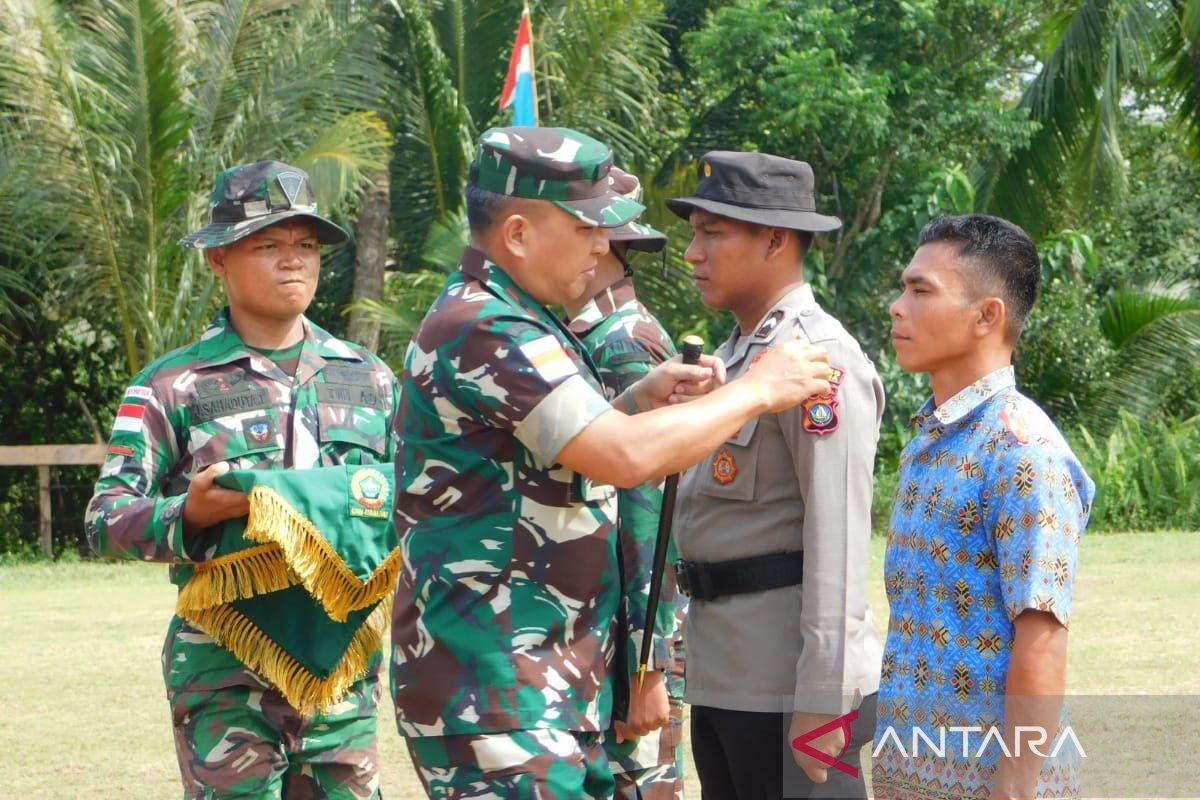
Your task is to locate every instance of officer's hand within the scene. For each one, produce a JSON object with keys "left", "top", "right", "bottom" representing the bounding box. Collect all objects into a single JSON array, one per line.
[
  {"left": 183, "top": 462, "right": 250, "bottom": 535},
  {"left": 615, "top": 670, "right": 670, "bottom": 743},
  {"left": 788, "top": 710, "right": 847, "bottom": 784},
  {"left": 632, "top": 354, "right": 726, "bottom": 412},
  {"left": 747, "top": 340, "right": 831, "bottom": 413}
]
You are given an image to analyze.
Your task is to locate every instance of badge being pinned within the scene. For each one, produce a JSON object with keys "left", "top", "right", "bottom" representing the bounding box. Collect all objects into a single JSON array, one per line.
[
  {"left": 712, "top": 448, "right": 737, "bottom": 484},
  {"left": 801, "top": 364, "right": 844, "bottom": 436}
]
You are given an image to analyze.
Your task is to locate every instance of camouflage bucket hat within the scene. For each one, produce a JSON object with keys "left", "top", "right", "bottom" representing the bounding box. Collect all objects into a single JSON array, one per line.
[
  {"left": 606, "top": 167, "right": 667, "bottom": 253},
  {"left": 179, "top": 161, "right": 349, "bottom": 249},
  {"left": 470, "top": 126, "right": 643, "bottom": 227}
]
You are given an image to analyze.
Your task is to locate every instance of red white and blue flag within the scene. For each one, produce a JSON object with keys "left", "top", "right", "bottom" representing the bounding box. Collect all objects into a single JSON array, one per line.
[{"left": 499, "top": 6, "right": 537, "bottom": 126}]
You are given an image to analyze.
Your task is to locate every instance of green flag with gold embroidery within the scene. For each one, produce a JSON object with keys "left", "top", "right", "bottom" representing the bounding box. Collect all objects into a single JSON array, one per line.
[{"left": 176, "top": 464, "right": 399, "bottom": 711}]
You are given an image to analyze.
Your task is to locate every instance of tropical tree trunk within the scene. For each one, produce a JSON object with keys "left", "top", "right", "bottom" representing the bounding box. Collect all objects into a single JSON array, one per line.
[{"left": 347, "top": 163, "right": 391, "bottom": 351}]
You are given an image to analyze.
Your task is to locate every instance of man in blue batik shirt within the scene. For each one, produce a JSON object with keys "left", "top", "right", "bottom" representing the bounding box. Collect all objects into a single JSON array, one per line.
[{"left": 873, "top": 215, "right": 1095, "bottom": 800}]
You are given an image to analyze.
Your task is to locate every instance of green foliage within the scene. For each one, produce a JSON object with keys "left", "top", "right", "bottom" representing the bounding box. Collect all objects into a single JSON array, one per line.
[
  {"left": 0, "top": 312, "right": 128, "bottom": 556},
  {"left": 1016, "top": 277, "right": 1116, "bottom": 429},
  {"left": 0, "top": 0, "right": 392, "bottom": 372},
  {"left": 1072, "top": 411, "right": 1200, "bottom": 530},
  {"left": 681, "top": 0, "right": 1039, "bottom": 286}
]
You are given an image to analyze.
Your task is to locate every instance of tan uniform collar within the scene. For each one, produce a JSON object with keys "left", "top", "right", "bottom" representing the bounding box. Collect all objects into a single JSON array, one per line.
[{"left": 717, "top": 283, "right": 817, "bottom": 370}]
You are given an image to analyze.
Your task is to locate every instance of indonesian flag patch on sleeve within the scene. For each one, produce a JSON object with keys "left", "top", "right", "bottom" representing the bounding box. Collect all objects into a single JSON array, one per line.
[
  {"left": 111, "top": 386, "right": 153, "bottom": 435},
  {"left": 519, "top": 335, "right": 579, "bottom": 383}
]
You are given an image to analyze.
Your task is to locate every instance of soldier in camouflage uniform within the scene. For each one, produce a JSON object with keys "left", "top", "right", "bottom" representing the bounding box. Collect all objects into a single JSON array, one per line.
[
  {"left": 391, "top": 126, "right": 837, "bottom": 799},
  {"left": 86, "top": 161, "right": 399, "bottom": 799},
  {"left": 563, "top": 167, "right": 688, "bottom": 800}
]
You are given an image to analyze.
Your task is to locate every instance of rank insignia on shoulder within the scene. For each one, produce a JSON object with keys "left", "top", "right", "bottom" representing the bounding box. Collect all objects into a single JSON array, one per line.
[
  {"left": 801, "top": 363, "right": 844, "bottom": 436},
  {"left": 712, "top": 448, "right": 737, "bottom": 484},
  {"left": 755, "top": 309, "right": 785, "bottom": 339}
]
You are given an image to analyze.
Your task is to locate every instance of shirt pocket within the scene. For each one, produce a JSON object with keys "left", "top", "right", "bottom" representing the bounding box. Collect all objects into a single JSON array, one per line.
[
  {"left": 317, "top": 402, "right": 390, "bottom": 461},
  {"left": 186, "top": 408, "right": 284, "bottom": 473},
  {"left": 697, "top": 417, "right": 760, "bottom": 502}
]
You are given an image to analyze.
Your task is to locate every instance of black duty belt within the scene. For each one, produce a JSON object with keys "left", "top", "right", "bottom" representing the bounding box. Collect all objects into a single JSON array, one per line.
[{"left": 675, "top": 550, "right": 804, "bottom": 601}]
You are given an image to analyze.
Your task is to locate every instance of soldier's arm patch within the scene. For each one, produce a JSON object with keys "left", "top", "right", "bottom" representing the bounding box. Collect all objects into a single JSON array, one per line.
[{"left": 519, "top": 335, "right": 578, "bottom": 383}]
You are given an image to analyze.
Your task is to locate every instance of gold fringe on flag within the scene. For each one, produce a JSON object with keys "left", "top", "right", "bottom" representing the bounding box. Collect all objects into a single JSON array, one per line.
[
  {"left": 237, "top": 485, "right": 401, "bottom": 621},
  {"left": 176, "top": 543, "right": 297, "bottom": 613},
  {"left": 180, "top": 600, "right": 391, "bottom": 713}
]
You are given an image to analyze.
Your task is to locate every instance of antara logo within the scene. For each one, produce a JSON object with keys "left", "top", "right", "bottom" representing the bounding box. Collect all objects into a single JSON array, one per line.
[{"left": 790, "top": 709, "right": 861, "bottom": 778}]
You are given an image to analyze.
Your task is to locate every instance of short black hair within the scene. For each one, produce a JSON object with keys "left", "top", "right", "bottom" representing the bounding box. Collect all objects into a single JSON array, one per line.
[
  {"left": 794, "top": 230, "right": 813, "bottom": 263},
  {"left": 917, "top": 214, "right": 1041, "bottom": 339},
  {"left": 465, "top": 161, "right": 522, "bottom": 232}
]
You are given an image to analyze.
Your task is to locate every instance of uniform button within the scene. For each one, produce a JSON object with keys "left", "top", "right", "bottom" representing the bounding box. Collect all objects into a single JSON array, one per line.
[{"left": 801, "top": 308, "right": 814, "bottom": 316}]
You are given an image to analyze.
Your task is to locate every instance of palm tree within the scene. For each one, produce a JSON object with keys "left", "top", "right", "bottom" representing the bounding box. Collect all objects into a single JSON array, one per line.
[
  {"left": 0, "top": 0, "right": 392, "bottom": 373},
  {"left": 978, "top": 0, "right": 1200, "bottom": 236},
  {"left": 1092, "top": 282, "right": 1200, "bottom": 421}
]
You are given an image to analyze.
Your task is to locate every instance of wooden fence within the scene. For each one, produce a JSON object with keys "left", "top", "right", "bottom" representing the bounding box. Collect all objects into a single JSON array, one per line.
[{"left": 0, "top": 444, "right": 106, "bottom": 557}]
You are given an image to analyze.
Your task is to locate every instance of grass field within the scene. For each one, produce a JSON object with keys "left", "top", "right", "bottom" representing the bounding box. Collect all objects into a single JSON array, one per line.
[{"left": 1, "top": 531, "right": 1197, "bottom": 799}]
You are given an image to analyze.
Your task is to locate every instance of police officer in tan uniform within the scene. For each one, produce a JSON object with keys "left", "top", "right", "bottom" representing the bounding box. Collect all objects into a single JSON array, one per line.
[{"left": 668, "top": 152, "right": 883, "bottom": 799}]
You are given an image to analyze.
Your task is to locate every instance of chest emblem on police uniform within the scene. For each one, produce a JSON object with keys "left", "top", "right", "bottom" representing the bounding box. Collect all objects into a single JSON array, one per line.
[
  {"left": 712, "top": 448, "right": 737, "bottom": 484},
  {"left": 802, "top": 364, "right": 845, "bottom": 436},
  {"left": 350, "top": 467, "right": 389, "bottom": 519}
]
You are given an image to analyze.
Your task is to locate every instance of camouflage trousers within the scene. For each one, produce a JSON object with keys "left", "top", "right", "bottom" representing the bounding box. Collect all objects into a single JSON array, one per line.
[
  {"left": 163, "top": 616, "right": 382, "bottom": 799},
  {"left": 406, "top": 728, "right": 615, "bottom": 799}
]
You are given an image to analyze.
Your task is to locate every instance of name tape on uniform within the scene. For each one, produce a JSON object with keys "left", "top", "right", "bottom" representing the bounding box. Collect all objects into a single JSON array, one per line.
[{"left": 519, "top": 336, "right": 578, "bottom": 383}]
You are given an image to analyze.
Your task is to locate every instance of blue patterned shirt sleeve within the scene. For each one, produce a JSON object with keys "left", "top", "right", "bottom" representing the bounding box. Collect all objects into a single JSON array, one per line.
[{"left": 990, "top": 407, "right": 1092, "bottom": 626}]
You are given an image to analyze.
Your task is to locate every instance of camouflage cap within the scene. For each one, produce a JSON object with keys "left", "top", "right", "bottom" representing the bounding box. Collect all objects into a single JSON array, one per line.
[
  {"left": 179, "top": 161, "right": 349, "bottom": 249},
  {"left": 606, "top": 167, "right": 667, "bottom": 253},
  {"left": 470, "top": 126, "right": 643, "bottom": 227}
]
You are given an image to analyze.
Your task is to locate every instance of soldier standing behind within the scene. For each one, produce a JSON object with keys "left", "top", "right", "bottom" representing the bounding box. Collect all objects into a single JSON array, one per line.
[
  {"left": 667, "top": 151, "right": 884, "bottom": 799},
  {"left": 390, "top": 126, "right": 838, "bottom": 799},
  {"left": 563, "top": 167, "right": 688, "bottom": 800},
  {"left": 86, "top": 161, "right": 399, "bottom": 799}
]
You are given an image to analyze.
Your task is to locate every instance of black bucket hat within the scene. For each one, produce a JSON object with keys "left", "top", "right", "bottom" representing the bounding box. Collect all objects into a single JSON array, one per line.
[{"left": 666, "top": 151, "right": 842, "bottom": 232}]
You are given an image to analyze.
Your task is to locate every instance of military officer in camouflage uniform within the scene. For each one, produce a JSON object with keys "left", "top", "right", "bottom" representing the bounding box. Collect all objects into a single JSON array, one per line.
[
  {"left": 86, "top": 161, "right": 399, "bottom": 799},
  {"left": 390, "top": 127, "right": 838, "bottom": 799},
  {"left": 667, "top": 152, "right": 884, "bottom": 799},
  {"left": 563, "top": 167, "right": 688, "bottom": 800}
]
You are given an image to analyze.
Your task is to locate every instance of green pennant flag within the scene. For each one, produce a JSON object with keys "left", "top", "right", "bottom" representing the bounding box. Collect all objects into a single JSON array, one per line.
[{"left": 176, "top": 464, "right": 399, "bottom": 711}]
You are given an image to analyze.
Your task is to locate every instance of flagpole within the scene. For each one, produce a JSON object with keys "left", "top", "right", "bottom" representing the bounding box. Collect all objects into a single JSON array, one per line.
[{"left": 524, "top": 2, "right": 540, "bottom": 125}]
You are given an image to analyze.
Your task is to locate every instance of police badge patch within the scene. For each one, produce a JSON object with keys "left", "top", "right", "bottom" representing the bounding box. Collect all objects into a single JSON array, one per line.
[
  {"left": 712, "top": 448, "right": 737, "bottom": 484},
  {"left": 801, "top": 364, "right": 844, "bottom": 436}
]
